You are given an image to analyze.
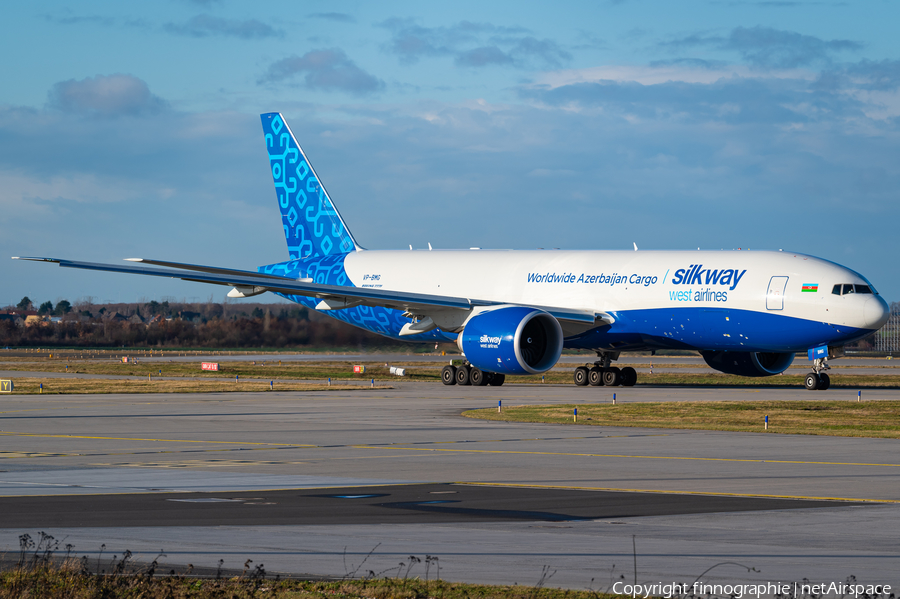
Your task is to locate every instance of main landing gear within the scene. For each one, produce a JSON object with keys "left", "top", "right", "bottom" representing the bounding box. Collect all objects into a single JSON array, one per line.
[
  {"left": 441, "top": 363, "right": 506, "bottom": 387},
  {"left": 573, "top": 352, "right": 636, "bottom": 387},
  {"left": 805, "top": 357, "right": 831, "bottom": 391}
]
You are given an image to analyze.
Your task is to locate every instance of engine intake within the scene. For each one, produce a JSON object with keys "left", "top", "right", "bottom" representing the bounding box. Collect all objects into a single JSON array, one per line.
[
  {"left": 700, "top": 351, "right": 795, "bottom": 377},
  {"left": 459, "top": 307, "right": 563, "bottom": 375}
]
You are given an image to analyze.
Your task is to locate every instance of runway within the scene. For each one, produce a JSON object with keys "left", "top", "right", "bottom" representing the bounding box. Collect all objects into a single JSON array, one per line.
[{"left": 0, "top": 383, "right": 899, "bottom": 587}]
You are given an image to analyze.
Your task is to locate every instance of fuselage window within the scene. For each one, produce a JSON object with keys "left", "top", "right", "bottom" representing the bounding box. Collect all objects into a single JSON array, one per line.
[
  {"left": 855, "top": 285, "right": 873, "bottom": 294},
  {"left": 832, "top": 285, "right": 842, "bottom": 295},
  {"left": 842, "top": 284, "right": 855, "bottom": 295}
]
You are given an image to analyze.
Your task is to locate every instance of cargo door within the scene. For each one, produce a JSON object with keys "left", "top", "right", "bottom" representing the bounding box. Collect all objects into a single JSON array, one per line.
[{"left": 766, "top": 276, "right": 788, "bottom": 310}]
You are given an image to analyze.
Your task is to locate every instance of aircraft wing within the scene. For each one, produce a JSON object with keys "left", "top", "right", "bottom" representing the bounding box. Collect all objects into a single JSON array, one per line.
[{"left": 13, "top": 257, "right": 609, "bottom": 326}]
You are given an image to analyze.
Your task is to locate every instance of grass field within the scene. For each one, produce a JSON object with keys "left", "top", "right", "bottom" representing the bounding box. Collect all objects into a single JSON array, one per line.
[
  {"left": 0, "top": 565, "right": 606, "bottom": 599},
  {"left": 1, "top": 377, "right": 383, "bottom": 395},
  {"left": 464, "top": 400, "right": 900, "bottom": 438},
  {"left": 0, "top": 358, "right": 442, "bottom": 383}
]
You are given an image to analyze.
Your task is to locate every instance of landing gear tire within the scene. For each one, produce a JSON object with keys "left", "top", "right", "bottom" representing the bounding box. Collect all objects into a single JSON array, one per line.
[
  {"left": 602, "top": 367, "right": 621, "bottom": 387},
  {"left": 805, "top": 372, "right": 820, "bottom": 391},
  {"left": 470, "top": 368, "right": 487, "bottom": 386},
  {"left": 817, "top": 372, "right": 830, "bottom": 390},
  {"left": 441, "top": 365, "right": 457, "bottom": 386},
  {"left": 574, "top": 367, "right": 589, "bottom": 386},
  {"left": 456, "top": 365, "right": 471, "bottom": 386},
  {"left": 588, "top": 367, "right": 604, "bottom": 386},
  {"left": 488, "top": 373, "right": 506, "bottom": 387},
  {"left": 620, "top": 366, "right": 637, "bottom": 387}
]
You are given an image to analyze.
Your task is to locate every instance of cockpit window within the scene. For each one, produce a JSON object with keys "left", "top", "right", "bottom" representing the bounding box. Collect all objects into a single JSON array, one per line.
[{"left": 834, "top": 283, "right": 877, "bottom": 296}]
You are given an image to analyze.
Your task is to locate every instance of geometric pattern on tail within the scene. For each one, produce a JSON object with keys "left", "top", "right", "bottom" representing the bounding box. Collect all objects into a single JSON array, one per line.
[
  {"left": 258, "top": 114, "right": 451, "bottom": 343},
  {"left": 274, "top": 290, "right": 456, "bottom": 343},
  {"left": 259, "top": 257, "right": 455, "bottom": 342},
  {"left": 261, "top": 112, "right": 356, "bottom": 260},
  {"left": 259, "top": 255, "right": 349, "bottom": 286}
]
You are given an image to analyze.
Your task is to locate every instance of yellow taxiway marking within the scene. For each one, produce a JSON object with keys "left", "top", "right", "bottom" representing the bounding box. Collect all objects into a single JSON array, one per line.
[
  {"left": 0, "top": 452, "right": 77, "bottom": 459},
  {"left": 5, "top": 430, "right": 900, "bottom": 469},
  {"left": 0, "top": 431, "right": 317, "bottom": 448},
  {"left": 454, "top": 481, "right": 900, "bottom": 504},
  {"left": 352, "top": 444, "right": 900, "bottom": 468},
  {"left": 90, "top": 459, "right": 311, "bottom": 468},
  {"left": 0, "top": 482, "right": 429, "bottom": 499}
]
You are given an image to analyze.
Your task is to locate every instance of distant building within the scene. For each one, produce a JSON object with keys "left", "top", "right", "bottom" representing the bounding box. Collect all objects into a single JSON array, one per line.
[
  {"left": 24, "top": 315, "right": 48, "bottom": 327},
  {"left": 0, "top": 314, "right": 24, "bottom": 327},
  {"left": 1, "top": 309, "right": 37, "bottom": 317}
]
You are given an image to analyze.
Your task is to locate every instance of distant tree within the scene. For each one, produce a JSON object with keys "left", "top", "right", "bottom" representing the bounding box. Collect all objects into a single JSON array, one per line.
[
  {"left": 251, "top": 307, "right": 264, "bottom": 318},
  {"left": 17, "top": 297, "right": 33, "bottom": 311},
  {"left": 80, "top": 310, "right": 93, "bottom": 318},
  {"left": 38, "top": 301, "right": 53, "bottom": 315},
  {"left": 54, "top": 300, "right": 72, "bottom": 316},
  {"left": 145, "top": 300, "right": 161, "bottom": 315},
  {"left": 98, "top": 307, "right": 107, "bottom": 315},
  {"left": 206, "top": 304, "right": 224, "bottom": 320}
]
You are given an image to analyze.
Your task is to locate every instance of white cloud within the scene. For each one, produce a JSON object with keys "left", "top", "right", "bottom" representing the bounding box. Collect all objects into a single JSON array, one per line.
[
  {"left": 532, "top": 64, "right": 814, "bottom": 89},
  {"left": 47, "top": 74, "right": 167, "bottom": 117},
  {"left": 0, "top": 170, "right": 150, "bottom": 220}
]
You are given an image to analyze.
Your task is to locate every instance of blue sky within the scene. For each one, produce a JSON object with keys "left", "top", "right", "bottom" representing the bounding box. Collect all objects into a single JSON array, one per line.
[{"left": 2, "top": 0, "right": 899, "bottom": 306}]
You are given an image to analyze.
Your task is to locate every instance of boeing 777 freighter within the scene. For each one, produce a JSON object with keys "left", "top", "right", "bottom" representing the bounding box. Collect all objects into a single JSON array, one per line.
[{"left": 15, "top": 112, "right": 890, "bottom": 391}]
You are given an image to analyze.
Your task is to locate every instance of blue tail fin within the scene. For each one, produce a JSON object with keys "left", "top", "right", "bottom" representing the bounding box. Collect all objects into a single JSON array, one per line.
[{"left": 261, "top": 112, "right": 359, "bottom": 260}]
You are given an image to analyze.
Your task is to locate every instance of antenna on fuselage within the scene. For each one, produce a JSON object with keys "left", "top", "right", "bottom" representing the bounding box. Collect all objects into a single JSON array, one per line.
[{"left": 633, "top": 242, "right": 638, "bottom": 251}]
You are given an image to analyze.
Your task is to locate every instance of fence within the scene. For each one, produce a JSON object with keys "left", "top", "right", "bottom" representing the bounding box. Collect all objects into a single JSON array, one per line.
[{"left": 874, "top": 302, "right": 900, "bottom": 353}]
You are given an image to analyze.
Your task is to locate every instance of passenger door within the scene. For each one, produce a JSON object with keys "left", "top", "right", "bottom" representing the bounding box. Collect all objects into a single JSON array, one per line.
[{"left": 766, "top": 276, "right": 788, "bottom": 310}]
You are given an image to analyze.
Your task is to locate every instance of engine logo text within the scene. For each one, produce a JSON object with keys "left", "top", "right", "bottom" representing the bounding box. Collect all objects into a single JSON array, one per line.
[{"left": 479, "top": 335, "right": 501, "bottom": 349}]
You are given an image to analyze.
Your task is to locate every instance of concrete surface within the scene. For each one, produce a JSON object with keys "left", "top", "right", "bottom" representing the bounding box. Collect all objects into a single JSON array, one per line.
[{"left": 0, "top": 383, "right": 898, "bottom": 589}]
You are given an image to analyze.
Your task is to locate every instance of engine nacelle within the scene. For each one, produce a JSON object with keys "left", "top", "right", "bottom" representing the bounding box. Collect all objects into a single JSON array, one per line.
[
  {"left": 458, "top": 307, "right": 563, "bottom": 375},
  {"left": 700, "top": 351, "right": 795, "bottom": 377}
]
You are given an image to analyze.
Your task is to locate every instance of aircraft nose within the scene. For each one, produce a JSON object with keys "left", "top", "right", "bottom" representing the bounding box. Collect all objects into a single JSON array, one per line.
[{"left": 864, "top": 295, "right": 890, "bottom": 330}]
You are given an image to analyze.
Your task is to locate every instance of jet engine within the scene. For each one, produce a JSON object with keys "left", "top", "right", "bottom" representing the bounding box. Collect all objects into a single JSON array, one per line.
[
  {"left": 458, "top": 306, "right": 563, "bottom": 375},
  {"left": 700, "top": 350, "right": 795, "bottom": 377}
]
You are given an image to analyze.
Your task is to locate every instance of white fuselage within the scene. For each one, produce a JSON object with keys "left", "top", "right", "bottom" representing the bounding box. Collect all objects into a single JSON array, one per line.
[{"left": 342, "top": 249, "right": 886, "bottom": 333}]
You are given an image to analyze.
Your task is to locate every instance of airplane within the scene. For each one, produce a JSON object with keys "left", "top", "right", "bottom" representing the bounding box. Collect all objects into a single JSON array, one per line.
[{"left": 14, "top": 112, "right": 890, "bottom": 391}]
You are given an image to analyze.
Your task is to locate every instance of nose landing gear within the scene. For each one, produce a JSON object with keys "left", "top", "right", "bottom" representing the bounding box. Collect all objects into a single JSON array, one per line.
[{"left": 805, "top": 357, "right": 831, "bottom": 391}]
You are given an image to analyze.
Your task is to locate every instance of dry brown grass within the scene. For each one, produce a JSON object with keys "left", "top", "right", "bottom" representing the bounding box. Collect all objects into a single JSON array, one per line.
[
  {"left": 0, "top": 359, "right": 440, "bottom": 382},
  {"left": 464, "top": 399, "right": 900, "bottom": 438},
  {"left": 2, "top": 377, "right": 384, "bottom": 395},
  {"left": 0, "top": 562, "right": 606, "bottom": 599}
]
